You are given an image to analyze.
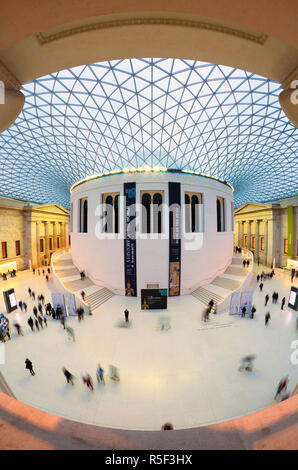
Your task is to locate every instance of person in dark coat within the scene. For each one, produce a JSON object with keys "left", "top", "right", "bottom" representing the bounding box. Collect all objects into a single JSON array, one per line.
[
  {"left": 38, "top": 303, "right": 43, "bottom": 315},
  {"left": 37, "top": 316, "right": 43, "bottom": 328},
  {"left": 28, "top": 288, "right": 32, "bottom": 297},
  {"left": 124, "top": 309, "right": 129, "bottom": 322},
  {"left": 25, "top": 358, "right": 35, "bottom": 376},
  {"left": 32, "top": 291, "right": 36, "bottom": 301},
  {"left": 23, "top": 302, "right": 27, "bottom": 313},
  {"left": 256, "top": 274, "right": 260, "bottom": 283},
  {"left": 241, "top": 306, "right": 246, "bottom": 318},
  {"left": 33, "top": 306, "right": 38, "bottom": 318},
  {"left": 27, "top": 316, "right": 34, "bottom": 332},
  {"left": 259, "top": 282, "right": 264, "bottom": 292},
  {"left": 281, "top": 297, "right": 286, "bottom": 310},
  {"left": 265, "top": 312, "right": 271, "bottom": 326},
  {"left": 265, "top": 294, "right": 269, "bottom": 306},
  {"left": 14, "top": 323, "right": 23, "bottom": 336},
  {"left": 250, "top": 305, "right": 256, "bottom": 319},
  {"left": 62, "top": 367, "right": 75, "bottom": 385},
  {"left": 43, "top": 316, "right": 47, "bottom": 327},
  {"left": 35, "top": 319, "right": 40, "bottom": 330}
]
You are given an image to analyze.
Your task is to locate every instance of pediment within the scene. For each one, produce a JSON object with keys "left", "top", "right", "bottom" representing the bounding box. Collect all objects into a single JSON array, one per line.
[
  {"left": 31, "top": 203, "right": 69, "bottom": 215},
  {"left": 234, "top": 202, "right": 271, "bottom": 214}
]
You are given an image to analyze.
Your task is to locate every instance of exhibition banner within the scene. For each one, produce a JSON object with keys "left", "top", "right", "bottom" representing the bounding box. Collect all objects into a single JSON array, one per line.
[
  {"left": 124, "top": 182, "right": 137, "bottom": 296},
  {"left": 3, "top": 288, "right": 17, "bottom": 313},
  {"left": 168, "top": 182, "right": 181, "bottom": 296},
  {"left": 65, "top": 292, "right": 77, "bottom": 316},
  {"left": 51, "top": 293, "right": 67, "bottom": 316},
  {"left": 240, "top": 291, "right": 254, "bottom": 314},
  {"left": 141, "top": 289, "right": 168, "bottom": 310},
  {"left": 229, "top": 291, "right": 241, "bottom": 315}
]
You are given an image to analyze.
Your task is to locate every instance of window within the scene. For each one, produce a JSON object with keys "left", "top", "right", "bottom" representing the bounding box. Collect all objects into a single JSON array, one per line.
[
  {"left": 251, "top": 236, "right": 256, "bottom": 249},
  {"left": 184, "top": 192, "right": 203, "bottom": 233},
  {"left": 102, "top": 193, "right": 120, "bottom": 233},
  {"left": 15, "top": 240, "right": 21, "bottom": 256},
  {"left": 244, "top": 235, "right": 248, "bottom": 248},
  {"left": 216, "top": 197, "right": 226, "bottom": 232},
  {"left": 79, "top": 197, "right": 88, "bottom": 233},
  {"left": 141, "top": 191, "right": 163, "bottom": 234},
  {"left": 284, "top": 239, "right": 288, "bottom": 254},
  {"left": 49, "top": 237, "right": 53, "bottom": 251},
  {"left": 260, "top": 236, "right": 264, "bottom": 251},
  {"left": 40, "top": 238, "right": 44, "bottom": 253},
  {"left": 1, "top": 242, "right": 7, "bottom": 259}
]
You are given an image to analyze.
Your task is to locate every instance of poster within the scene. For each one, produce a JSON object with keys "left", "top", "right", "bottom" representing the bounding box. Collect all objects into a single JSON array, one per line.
[
  {"left": 3, "top": 289, "right": 17, "bottom": 313},
  {"left": 124, "top": 182, "right": 137, "bottom": 296},
  {"left": 240, "top": 291, "right": 254, "bottom": 314},
  {"left": 169, "top": 182, "right": 181, "bottom": 296},
  {"left": 141, "top": 289, "right": 167, "bottom": 310},
  {"left": 229, "top": 291, "right": 241, "bottom": 315},
  {"left": 65, "top": 292, "right": 77, "bottom": 316},
  {"left": 288, "top": 286, "right": 298, "bottom": 311}
]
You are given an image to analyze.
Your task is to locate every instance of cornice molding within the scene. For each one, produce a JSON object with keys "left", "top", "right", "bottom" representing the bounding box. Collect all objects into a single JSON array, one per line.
[
  {"left": 0, "top": 60, "right": 21, "bottom": 90},
  {"left": 36, "top": 18, "right": 268, "bottom": 46}
]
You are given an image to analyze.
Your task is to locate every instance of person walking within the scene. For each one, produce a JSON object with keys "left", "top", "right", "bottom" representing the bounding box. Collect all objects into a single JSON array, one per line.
[
  {"left": 32, "top": 291, "right": 35, "bottom": 301},
  {"left": 25, "top": 358, "right": 35, "bottom": 376},
  {"left": 259, "top": 282, "right": 264, "bottom": 292},
  {"left": 256, "top": 274, "right": 260, "bottom": 283},
  {"left": 281, "top": 297, "right": 286, "bottom": 310},
  {"left": 42, "top": 269, "right": 45, "bottom": 276},
  {"left": 265, "top": 294, "right": 269, "bottom": 306},
  {"left": 43, "top": 316, "right": 47, "bottom": 327},
  {"left": 265, "top": 312, "right": 271, "bottom": 326},
  {"left": 14, "top": 323, "right": 23, "bottom": 336},
  {"left": 96, "top": 364, "right": 105, "bottom": 384},
  {"left": 33, "top": 268, "right": 35, "bottom": 275},
  {"left": 38, "top": 303, "right": 43, "bottom": 315},
  {"left": 82, "top": 373, "right": 94, "bottom": 392},
  {"left": 45, "top": 274, "right": 49, "bottom": 282},
  {"left": 124, "top": 309, "right": 129, "bottom": 322},
  {"left": 37, "top": 316, "right": 43, "bottom": 329},
  {"left": 62, "top": 367, "right": 75, "bottom": 385},
  {"left": 47, "top": 268, "right": 50, "bottom": 275},
  {"left": 66, "top": 326, "right": 75, "bottom": 342},
  {"left": 33, "top": 306, "right": 38, "bottom": 318},
  {"left": 23, "top": 302, "right": 27, "bottom": 313},
  {"left": 60, "top": 316, "right": 66, "bottom": 330},
  {"left": 241, "top": 306, "right": 246, "bottom": 318},
  {"left": 35, "top": 319, "right": 40, "bottom": 331},
  {"left": 18, "top": 300, "right": 23, "bottom": 311},
  {"left": 251, "top": 305, "right": 256, "bottom": 319},
  {"left": 243, "top": 259, "right": 246, "bottom": 268},
  {"left": 81, "top": 291, "right": 86, "bottom": 301},
  {"left": 27, "top": 316, "right": 34, "bottom": 332},
  {"left": 28, "top": 288, "right": 32, "bottom": 297},
  {"left": 291, "top": 268, "right": 295, "bottom": 283}
]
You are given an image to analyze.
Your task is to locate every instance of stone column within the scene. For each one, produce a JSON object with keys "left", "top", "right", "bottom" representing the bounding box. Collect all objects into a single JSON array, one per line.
[
  {"left": 44, "top": 221, "right": 49, "bottom": 262},
  {"left": 237, "top": 221, "right": 241, "bottom": 245},
  {"left": 53, "top": 222, "right": 57, "bottom": 250},
  {"left": 247, "top": 220, "right": 252, "bottom": 250},
  {"left": 36, "top": 221, "right": 40, "bottom": 267},
  {"left": 62, "top": 222, "right": 66, "bottom": 248},
  {"left": 264, "top": 219, "right": 269, "bottom": 266},
  {"left": 255, "top": 219, "right": 260, "bottom": 262}
]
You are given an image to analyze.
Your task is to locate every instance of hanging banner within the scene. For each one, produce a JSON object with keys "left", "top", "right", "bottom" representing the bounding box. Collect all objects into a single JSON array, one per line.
[
  {"left": 169, "top": 182, "right": 181, "bottom": 296},
  {"left": 65, "top": 292, "right": 77, "bottom": 316},
  {"left": 229, "top": 291, "right": 241, "bottom": 315},
  {"left": 240, "top": 291, "right": 254, "bottom": 314},
  {"left": 141, "top": 288, "right": 168, "bottom": 310},
  {"left": 51, "top": 293, "right": 67, "bottom": 316},
  {"left": 124, "top": 182, "right": 137, "bottom": 296}
]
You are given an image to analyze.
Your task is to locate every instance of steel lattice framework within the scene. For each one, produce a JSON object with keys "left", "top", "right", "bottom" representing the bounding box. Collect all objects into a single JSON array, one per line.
[{"left": 0, "top": 58, "right": 297, "bottom": 208}]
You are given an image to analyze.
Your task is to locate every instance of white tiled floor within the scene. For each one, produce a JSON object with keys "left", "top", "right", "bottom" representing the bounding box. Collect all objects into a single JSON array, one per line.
[{"left": 0, "top": 266, "right": 297, "bottom": 430}]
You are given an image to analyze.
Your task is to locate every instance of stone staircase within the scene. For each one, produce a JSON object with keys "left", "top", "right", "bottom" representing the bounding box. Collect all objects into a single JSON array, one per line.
[
  {"left": 191, "top": 254, "right": 248, "bottom": 306},
  {"left": 53, "top": 253, "right": 114, "bottom": 313},
  {"left": 85, "top": 288, "right": 115, "bottom": 311},
  {"left": 192, "top": 286, "right": 224, "bottom": 306}
]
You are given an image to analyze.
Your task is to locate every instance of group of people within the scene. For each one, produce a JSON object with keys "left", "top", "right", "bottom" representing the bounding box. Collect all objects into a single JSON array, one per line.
[
  {"left": 240, "top": 304, "right": 256, "bottom": 319},
  {"left": 1, "top": 269, "right": 17, "bottom": 280},
  {"left": 242, "top": 259, "right": 250, "bottom": 268},
  {"left": 234, "top": 246, "right": 242, "bottom": 254},
  {"left": 32, "top": 267, "right": 50, "bottom": 282}
]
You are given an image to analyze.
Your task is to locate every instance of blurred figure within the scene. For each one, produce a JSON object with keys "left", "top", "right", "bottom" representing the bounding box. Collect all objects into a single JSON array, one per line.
[
  {"left": 28, "top": 288, "right": 32, "bottom": 297},
  {"left": 66, "top": 326, "right": 75, "bottom": 342},
  {"left": 109, "top": 365, "right": 120, "bottom": 382},
  {"left": 81, "top": 291, "right": 86, "bottom": 301},
  {"left": 23, "top": 302, "right": 27, "bottom": 313},
  {"left": 96, "top": 364, "right": 105, "bottom": 384},
  {"left": 250, "top": 305, "right": 256, "bottom": 319},
  {"left": 238, "top": 355, "right": 256, "bottom": 372},
  {"left": 32, "top": 291, "right": 36, "bottom": 301},
  {"left": 62, "top": 367, "right": 75, "bottom": 385},
  {"left": 159, "top": 316, "right": 171, "bottom": 330},
  {"left": 60, "top": 316, "right": 66, "bottom": 330},
  {"left": 45, "top": 274, "right": 49, "bottom": 282},
  {"left": 35, "top": 319, "right": 40, "bottom": 331},
  {"left": 14, "top": 323, "right": 23, "bottom": 336},
  {"left": 265, "top": 312, "right": 271, "bottom": 326},
  {"left": 82, "top": 373, "right": 93, "bottom": 391},
  {"left": 25, "top": 358, "right": 35, "bottom": 376},
  {"left": 43, "top": 316, "right": 47, "bottom": 327},
  {"left": 27, "top": 316, "right": 34, "bottom": 332},
  {"left": 37, "top": 316, "right": 43, "bottom": 329},
  {"left": 275, "top": 376, "right": 289, "bottom": 400},
  {"left": 259, "top": 282, "right": 263, "bottom": 292},
  {"left": 281, "top": 297, "right": 286, "bottom": 310},
  {"left": 265, "top": 294, "right": 269, "bottom": 306},
  {"left": 18, "top": 300, "right": 23, "bottom": 311},
  {"left": 256, "top": 274, "right": 260, "bottom": 283},
  {"left": 162, "top": 422, "right": 174, "bottom": 430},
  {"left": 241, "top": 306, "right": 246, "bottom": 318},
  {"left": 124, "top": 309, "right": 129, "bottom": 322},
  {"left": 32, "top": 268, "right": 35, "bottom": 275}
]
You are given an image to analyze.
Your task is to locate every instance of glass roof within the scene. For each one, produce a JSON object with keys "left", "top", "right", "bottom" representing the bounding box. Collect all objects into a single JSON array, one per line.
[{"left": 0, "top": 58, "right": 297, "bottom": 208}]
